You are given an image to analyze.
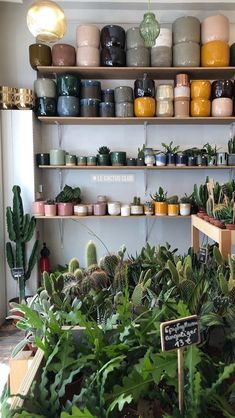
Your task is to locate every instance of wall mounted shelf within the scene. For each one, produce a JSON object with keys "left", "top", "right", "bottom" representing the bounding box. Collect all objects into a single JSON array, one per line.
[
  {"left": 38, "top": 165, "right": 235, "bottom": 170},
  {"left": 35, "top": 215, "right": 191, "bottom": 219}
]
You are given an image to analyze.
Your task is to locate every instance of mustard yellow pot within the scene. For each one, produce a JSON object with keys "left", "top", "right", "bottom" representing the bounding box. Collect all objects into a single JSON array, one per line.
[
  {"left": 201, "top": 41, "right": 229, "bottom": 67},
  {"left": 168, "top": 204, "right": 179, "bottom": 216},
  {"left": 191, "top": 98, "right": 211, "bottom": 117},
  {"left": 134, "top": 97, "right": 156, "bottom": 117},
  {"left": 191, "top": 80, "right": 211, "bottom": 99},
  {"left": 154, "top": 201, "right": 168, "bottom": 216}
]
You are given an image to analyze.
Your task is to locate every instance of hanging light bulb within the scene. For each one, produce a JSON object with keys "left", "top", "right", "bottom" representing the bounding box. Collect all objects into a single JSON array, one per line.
[
  {"left": 140, "top": 0, "right": 160, "bottom": 48},
  {"left": 27, "top": 0, "right": 67, "bottom": 43}
]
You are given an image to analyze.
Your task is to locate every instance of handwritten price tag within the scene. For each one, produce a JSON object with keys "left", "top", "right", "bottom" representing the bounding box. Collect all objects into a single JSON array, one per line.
[{"left": 160, "top": 315, "right": 200, "bottom": 352}]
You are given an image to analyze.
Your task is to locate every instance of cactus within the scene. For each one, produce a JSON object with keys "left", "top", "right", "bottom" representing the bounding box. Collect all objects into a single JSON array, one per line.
[
  {"left": 90, "top": 270, "right": 108, "bottom": 291},
  {"left": 219, "top": 272, "right": 229, "bottom": 295},
  {"left": 228, "top": 136, "right": 235, "bottom": 154},
  {"left": 43, "top": 271, "right": 65, "bottom": 309},
  {"left": 74, "top": 268, "right": 84, "bottom": 281},
  {"left": 86, "top": 240, "right": 97, "bottom": 268},
  {"left": 6, "top": 185, "right": 39, "bottom": 302},
  {"left": 113, "top": 262, "right": 128, "bottom": 290},
  {"left": 63, "top": 280, "right": 81, "bottom": 298},
  {"left": 101, "top": 254, "right": 120, "bottom": 278},
  {"left": 131, "top": 269, "right": 152, "bottom": 306},
  {"left": 80, "top": 277, "right": 92, "bottom": 294},
  {"left": 206, "top": 197, "right": 214, "bottom": 217},
  {"left": 213, "top": 246, "right": 224, "bottom": 266},
  {"left": 68, "top": 257, "right": 80, "bottom": 273}
]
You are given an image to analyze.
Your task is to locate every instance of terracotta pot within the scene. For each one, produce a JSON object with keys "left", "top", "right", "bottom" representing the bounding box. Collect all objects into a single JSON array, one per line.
[
  {"left": 154, "top": 201, "right": 168, "bottom": 216},
  {"left": 168, "top": 204, "right": 179, "bottom": 216},
  {"left": 213, "top": 220, "right": 225, "bottom": 229},
  {"left": 225, "top": 224, "right": 235, "bottom": 230},
  {"left": 204, "top": 215, "right": 210, "bottom": 222},
  {"left": 57, "top": 202, "right": 74, "bottom": 216}
]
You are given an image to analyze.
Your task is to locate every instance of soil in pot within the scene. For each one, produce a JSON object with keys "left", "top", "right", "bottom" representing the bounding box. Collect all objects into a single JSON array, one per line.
[
  {"left": 226, "top": 223, "right": 235, "bottom": 230},
  {"left": 213, "top": 220, "right": 225, "bottom": 229}
]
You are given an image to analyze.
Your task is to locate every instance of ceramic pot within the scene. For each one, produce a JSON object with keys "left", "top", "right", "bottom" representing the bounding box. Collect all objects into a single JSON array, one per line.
[
  {"left": 174, "top": 86, "right": 190, "bottom": 99},
  {"left": 76, "top": 46, "right": 100, "bottom": 67},
  {"left": 151, "top": 46, "right": 172, "bottom": 67},
  {"left": 175, "top": 74, "right": 190, "bottom": 87},
  {"left": 207, "top": 155, "right": 217, "bottom": 166},
  {"left": 115, "top": 102, "right": 134, "bottom": 117},
  {"left": 87, "top": 204, "right": 93, "bottom": 215},
  {"left": 191, "top": 99, "right": 211, "bottom": 117},
  {"left": 156, "top": 84, "right": 174, "bottom": 101},
  {"left": 44, "top": 204, "right": 57, "bottom": 217},
  {"left": 153, "top": 28, "right": 172, "bottom": 48},
  {"left": 174, "top": 98, "right": 190, "bottom": 117},
  {"left": 101, "top": 47, "right": 126, "bottom": 67},
  {"left": 230, "top": 43, "right": 235, "bottom": 66},
  {"left": 127, "top": 158, "right": 137, "bottom": 166},
  {"left": 74, "top": 205, "right": 88, "bottom": 216},
  {"left": 77, "top": 156, "right": 87, "bottom": 166},
  {"left": 211, "top": 80, "right": 233, "bottom": 100},
  {"left": 115, "top": 86, "right": 133, "bottom": 103},
  {"left": 57, "top": 202, "right": 74, "bottom": 216},
  {"left": 187, "top": 156, "right": 196, "bottom": 166},
  {"left": 65, "top": 154, "right": 77, "bottom": 166},
  {"left": 29, "top": 43, "right": 52, "bottom": 70},
  {"left": 144, "top": 202, "right": 154, "bottom": 216},
  {"left": 167, "top": 152, "right": 176, "bottom": 165},
  {"left": 137, "top": 157, "right": 145, "bottom": 166},
  {"left": 126, "top": 27, "right": 145, "bottom": 49},
  {"left": 57, "top": 96, "right": 80, "bottom": 117},
  {"left": 144, "top": 155, "right": 155, "bottom": 166},
  {"left": 228, "top": 154, "right": 235, "bottom": 166},
  {"left": 52, "top": 44, "right": 76, "bottom": 66},
  {"left": 201, "top": 14, "right": 229, "bottom": 45},
  {"left": 99, "top": 102, "right": 115, "bottom": 117},
  {"left": 196, "top": 155, "right": 207, "bottom": 166},
  {"left": 168, "top": 204, "right": 179, "bottom": 216},
  {"left": 93, "top": 202, "right": 107, "bottom": 216},
  {"left": 134, "top": 97, "right": 156, "bottom": 117},
  {"left": 211, "top": 98, "right": 233, "bottom": 117},
  {"left": 14, "top": 89, "right": 34, "bottom": 110},
  {"left": 173, "top": 16, "right": 200, "bottom": 44},
  {"left": 0, "top": 86, "right": 15, "bottom": 109},
  {"left": 108, "top": 201, "right": 121, "bottom": 216},
  {"left": 97, "top": 154, "right": 110, "bottom": 165},
  {"left": 201, "top": 41, "right": 229, "bottom": 67},
  {"left": 81, "top": 80, "right": 101, "bottom": 100},
  {"left": 101, "top": 25, "right": 125, "bottom": 48},
  {"left": 121, "top": 205, "right": 131, "bottom": 216},
  {"left": 87, "top": 156, "right": 97, "bottom": 166},
  {"left": 76, "top": 24, "right": 100, "bottom": 48},
  {"left": 34, "top": 78, "right": 56, "bottom": 98},
  {"left": 173, "top": 42, "right": 200, "bottom": 67},
  {"left": 130, "top": 205, "right": 144, "bottom": 215},
  {"left": 155, "top": 153, "right": 166, "bottom": 166},
  {"left": 57, "top": 74, "right": 80, "bottom": 97},
  {"left": 50, "top": 149, "right": 66, "bottom": 165},
  {"left": 156, "top": 100, "right": 174, "bottom": 117},
  {"left": 35, "top": 97, "right": 57, "bottom": 116},
  {"left": 80, "top": 98, "right": 99, "bottom": 117},
  {"left": 32, "top": 201, "right": 45, "bottom": 215},
  {"left": 176, "top": 153, "right": 187, "bottom": 167},
  {"left": 36, "top": 153, "right": 50, "bottom": 166},
  {"left": 97, "top": 195, "right": 107, "bottom": 203},
  {"left": 101, "top": 89, "right": 114, "bottom": 103},
  {"left": 134, "top": 78, "right": 155, "bottom": 98},
  {"left": 180, "top": 203, "right": 191, "bottom": 216},
  {"left": 126, "top": 47, "right": 150, "bottom": 67},
  {"left": 191, "top": 80, "right": 211, "bottom": 99},
  {"left": 154, "top": 201, "right": 168, "bottom": 216},
  {"left": 110, "top": 151, "right": 126, "bottom": 166},
  {"left": 216, "top": 152, "right": 228, "bottom": 166}
]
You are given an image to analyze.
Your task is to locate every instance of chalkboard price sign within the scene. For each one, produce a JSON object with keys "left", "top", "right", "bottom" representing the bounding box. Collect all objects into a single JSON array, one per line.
[{"left": 160, "top": 315, "right": 200, "bottom": 352}]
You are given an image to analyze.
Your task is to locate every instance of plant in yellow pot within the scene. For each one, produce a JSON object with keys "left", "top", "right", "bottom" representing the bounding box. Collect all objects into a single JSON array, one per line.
[
  {"left": 151, "top": 187, "right": 168, "bottom": 216},
  {"left": 167, "top": 195, "right": 179, "bottom": 216}
]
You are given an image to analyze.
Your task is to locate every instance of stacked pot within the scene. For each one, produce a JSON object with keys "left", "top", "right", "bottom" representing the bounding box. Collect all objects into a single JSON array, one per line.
[
  {"left": 80, "top": 81, "right": 101, "bottom": 117},
  {"left": 52, "top": 44, "right": 76, "bottom": 66},
  {"left": 126, "top": 27, "right": 150, "bottom": 67},
  {"left": 190, "top": 80, "right": 211, "bottom": 117},
  {"left": 56, "top": 74, "right": 80, "bottom": 117},
  {"left": 115, "top": 86, "right": 133, "bottom": 117},
  {"left": 211, "top": 80, "right": 233, "bottom": 117},
  {"left": 151, "top": 27, "right": 172, "bottom": 67},
  {"left": 174, "top": 74, "right": 190, "bottom": 117},
  {"left": 99, "top": 89, "right": 115, "bottom": 117},
  {"left": 156, "top": 84, "right": 174, "bottom": 117},
  {"left": 101, "top": 25, "right": 126, "bottom": 67},
  {"left": 173, "top": 16, "right": 200, "bottom": 67},
  {"left": 76, "top": 25, "right": 100, "bottom": 67},
  {"left": 201, "top": 15, "right": 230, "bottom": 67},
  {"left": 134, "top": 76, "right": 155, "bottom": 117},
  {"left": 34, "top": 78, "right": 57, "bottom": 116}
]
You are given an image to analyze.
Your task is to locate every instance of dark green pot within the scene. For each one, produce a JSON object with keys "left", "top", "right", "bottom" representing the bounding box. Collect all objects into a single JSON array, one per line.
[
  {"left": 97, "top": 154, "right": 111, "bottom": 166},
  {"left": 110, "top": 151, "right": 126, "bottom": 166},
  {"left": 57, "top": 74, "right": 80, "bottom": 97}
]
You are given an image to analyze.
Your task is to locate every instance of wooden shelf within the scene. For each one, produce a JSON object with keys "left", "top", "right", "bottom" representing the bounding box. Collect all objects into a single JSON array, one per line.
[
  {"left": 38, "top": 116, "right": 235, "bottom": 125},
  {"left": 35, "top": 215, "right": 191, "bottom": 219},
  {"left": 38, "top": 165, "right": 235, "bottom": 170},
  {"left": 37, "top": 66, "right": 235, "bottom": 80}
]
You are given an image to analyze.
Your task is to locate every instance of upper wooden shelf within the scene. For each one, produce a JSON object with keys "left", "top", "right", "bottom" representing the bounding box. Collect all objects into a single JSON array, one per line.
[
  {"left": 38, "top": 165, "right": 235, "bottom": 170},
  {"left": 37, "top": 66, "right": 235, "bottom": 80},
  {"left": 38, "top": 116, "right": 235, "bottom": 125}
]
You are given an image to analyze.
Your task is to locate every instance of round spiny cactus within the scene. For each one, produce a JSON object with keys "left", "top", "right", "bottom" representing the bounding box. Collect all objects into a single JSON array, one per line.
[
  {"left": 80, "top": 277, "right": 92, "bottom": 294},
  {"left": 101, "top": 254, "right": 120, "bottom": 277},
  {"left": 63, "top": 272, "right": 77, "bottom": 285},
  {"left": 87, "top": 264, "right": 99, "bottom": 275},
  {"left": 74, "top": 268, "right": 84, "bottom": 281},
  {"left": 63, "top": 280, "right": 81, "bottom": 297},
  {"left": 90, "top": 270, "right": 108, "bottom": 291}
]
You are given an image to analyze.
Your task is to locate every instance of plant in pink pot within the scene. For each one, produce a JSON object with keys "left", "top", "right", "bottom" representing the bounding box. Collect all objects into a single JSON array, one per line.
[
  {"left": 56, "top": 184, "right": 81, "bottom": 216},
  {"left": 44, "top": 199, "right": 57, "bottom": 217}
]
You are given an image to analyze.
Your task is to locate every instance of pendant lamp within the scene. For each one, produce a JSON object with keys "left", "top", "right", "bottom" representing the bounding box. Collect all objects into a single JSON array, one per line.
[
  {"left": 140, "top": 0, "right": 160, "bottom": 48},
  {"left": 27, "top": 0, "right": 67, "bottom": 43}
]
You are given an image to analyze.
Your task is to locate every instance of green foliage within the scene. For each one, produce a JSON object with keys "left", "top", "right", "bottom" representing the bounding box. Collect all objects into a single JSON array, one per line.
[
  {"left": 98, "top": 146, "right": 110, "bottom": 155},
  {"left": 61, "top": 406, "right": 96, "bottom": 418},
  {"left": 167, "top": 195, "right": 179, "bottom": 204},
  {"left": 56, "top": 184, "right": 81, "bottom": 204},
  {"left": 86, "top": 241, "right": 98, "bottom": 268},
  {"left": 161, "top": 141, "right": 180, "bottom": 154},
  {"left": 228, "top": 135, "right": 235, "bottom": 154},
  {"left": 151, "top": 187, "right": 167, "bottom": 202},
  {"left": 69, "top": 258, "right": 80, "bottom": 273}
]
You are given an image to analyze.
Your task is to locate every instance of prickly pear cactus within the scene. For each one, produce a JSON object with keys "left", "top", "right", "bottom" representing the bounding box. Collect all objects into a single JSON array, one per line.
[
  {"left": 131, "top": 269, "right": 152, "bottom": 306},
  {"left": 86, "top": 240, "right": 97, "bottom": 268}
]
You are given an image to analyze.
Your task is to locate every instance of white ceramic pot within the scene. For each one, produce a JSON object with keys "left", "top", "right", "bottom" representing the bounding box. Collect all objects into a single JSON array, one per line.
[
  {"left": 76, "top": 24, "right": 100, "bottom": 48},
  {"left": 76, "top": 46, "right": 100, "bottom": 67},
  {"left": 156, "top": 100, "right": 174, "bottom": 117},
  {"left": 144, "top": 155, "right": 155, "bottom": 166},
  {"left": 108, "top": 201, "right": 121, "bottom": 216},
  {"left": 130, "top": 205, "right": 144, "bottom": 215},
  {"left": 174, "top": 86, "right": 190, "bottom": 99},
  {"left": 212, "top": 98, "right": 233, "bottom": 117},
  {"left": 74, "top": 204, "right": 88, "bottom": 216},
  {"left": 97, "top": 195, "right": 107, "bottom": 203},
  {"left": 121, "top": 205, "right": 131, "bottom": 216},
  {"left": 156, "top": 84, "right": 174, "bottom": 101},
  {"left": 180, "top": 203, "right": 191, "bottom": 216},
  {"left": 201, "top": 15, "right": 229, "bottom": 45},
  {"left": 153, "top": 28, "right": 172, "bottom": 48}
]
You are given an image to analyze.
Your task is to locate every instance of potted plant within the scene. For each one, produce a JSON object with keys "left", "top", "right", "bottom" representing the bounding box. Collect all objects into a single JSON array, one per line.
[
  {"left": 97, "top": 146, "right": 111, "bottom": 166},
  {"left": 161, "top": 141, "right": 180, "bottom": 166},
  {"left": 155, "top": 150, "right": 166, "bottom": 166},
  {"left": 196, "top": 148, "right": 208, "bottom": 166},
  {"left": 220, "top": 205, "right": 235, "bottom": 230},
  {"left": 44, "top": 199, "right": 57, "bottom": 217},
  {"left": 167, "top": 195, "right": 179, "bottom": 216},
  {"left": 56, "top": 184, "right": 81, "bottom": 216},
  {"left": 6, "top": 185, "right": 39, "bottom": 303},
  {"left": 180, "top": 194, "right": 191, "bottom": 216},
  {"left": 228, "top": 135, "right": 235, "bottom": 166},
  {"left": 130, "top": 196, "right": 144, "bottom": 215},
  {"left": 137, "top": 144, "right": 145, "bottom": 166},
  {"left": 87, "top": 156, "right": 97, "bottom": 166},
  {"left": 151, "top": 187, "right": 168, "bottom": 216},
  {"left": 203, "top": 143, "right": 218, "bottom": 166},
  {"left": 183, "top": 147, "right": 198, "bottom": 166},
  {"left": 144, "top": 200, "right": 154, "bottom": 216}
]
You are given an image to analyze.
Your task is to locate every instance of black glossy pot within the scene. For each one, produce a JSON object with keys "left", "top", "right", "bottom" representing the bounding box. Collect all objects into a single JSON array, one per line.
[
  {"left": 101, "top": 25, "right": 126, "bottom": 48},
  {"left": 127, "top": 158, "right": 137, "bottom": 166},
  {"left": 211, "top": 79, "right": 233, "bottom": 100},
  {"left": 35, "top": 97, "right": 57, "bottom": 116},
  {"left": 187, "top": 156, "right": 196, "bottom": 166},
  {"left": 101, "top": 47, "right": 126, "bottom": 67},
  {"left": 196, "top": 155, "right": 207, "bottom": 166},
  {"left": 36, "top": 153, "right": 50, "bottom": 166},
  {"left": 134, "top": 77, "right": 155, "bottom": 98}
]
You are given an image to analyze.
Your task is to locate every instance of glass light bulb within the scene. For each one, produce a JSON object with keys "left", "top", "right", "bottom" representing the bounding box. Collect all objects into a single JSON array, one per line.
[
  {"left": 27, "top": 0, "right": 67, "bottom": 43},
  {"left": 140, "top": 12, "right": 160, "bottom": 48}
]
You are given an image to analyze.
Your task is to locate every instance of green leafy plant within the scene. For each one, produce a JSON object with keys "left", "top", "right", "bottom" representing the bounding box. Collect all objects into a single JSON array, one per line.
[
  {"left": 56, "top": 185, "right": 81, "bottom": 204},
  {"left": 45, "top": 199, "right": 55, "bottom": 205},
  {"left": 151, "top": 187, "right": 167, "bottom": 202},
  {"left": 98, "top": 147, "right": 110, "bottom": 155},
  {"left": 180, "top": 194, "right": 191, "bottom": 204},
  {"left": 228, "top": 136, "right": 235, "bottom": 154},
  {"left": 6, "top": 185, "right": 39, "bottom": 302},
  {"left": 137, "top": 144, "right": 145, "bottom": 159},
  {"left": 203, "top": 143, "right": 218, "bottom": 157},
  {"left": 161, "top": 141, "right": 180, "bottom": 154}
]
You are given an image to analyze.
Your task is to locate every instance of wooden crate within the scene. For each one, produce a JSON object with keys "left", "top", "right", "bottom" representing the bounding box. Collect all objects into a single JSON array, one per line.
[{"left": 9, "top": 350, "right": 34, "bottom": 395}]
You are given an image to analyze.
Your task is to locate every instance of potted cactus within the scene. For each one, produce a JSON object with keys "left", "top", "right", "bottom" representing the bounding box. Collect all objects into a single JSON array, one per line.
[
  {"left": 144, "top": 200, "right": 154, "bottom": 216},
  {"left": 167, "top": 195, "right": 179, "bottom": 216},
  {"left": 151, "top": 187, "right": 168, "bottom": 216},
  {"left": 180, "top": 194, "right": 191, "bottom": 216},
  {"left": 56, "top": 184, "right": 81, "bottom": 216},
  {"left": 228, "top": 135, "right": 235, "bottom": 166},
  {"left": 6, "top": 185, "right": 39, "bottom": 303},
  {"left": 97, "top": 146, "right": 111, "bottom": 166},
  {"left": 130, "top": 196, "right": 144, "bottom": 215},
  {"left": 44, "top": 199, "right": 57, "bottom": 217}
]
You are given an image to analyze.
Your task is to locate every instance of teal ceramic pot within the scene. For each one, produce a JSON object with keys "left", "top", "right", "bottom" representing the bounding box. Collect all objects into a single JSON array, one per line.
[
  {"left": 50, "top": 149, "right": 66, "bottom": 165},
  {"left": 110, "top": 151, "right": 127, "bottom": 166},
  {"left": 35, "top": 97, "right": 57, "bottom": 116},
  {"left": 77, "top": 156, "right": 87, "bottom": 166},
  {"left": 97, "top": 154, "right": 111, "bottom": 165},
  {"left": 65, "top": 154, "right": 77, "bottom": 166},
  {"left": 57, "top": 96, "right": 80, "bottom": 117},
  {"left": 87, "top": 156, "right": 97, "bottom": 166},
  {"left": 57, "top": 74, "right": 80, "bottom": 97}
]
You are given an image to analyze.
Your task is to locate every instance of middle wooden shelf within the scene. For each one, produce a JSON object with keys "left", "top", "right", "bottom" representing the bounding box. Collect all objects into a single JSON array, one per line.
[{"left": 38, "top": 165, "right": 235, "bottom": 170}]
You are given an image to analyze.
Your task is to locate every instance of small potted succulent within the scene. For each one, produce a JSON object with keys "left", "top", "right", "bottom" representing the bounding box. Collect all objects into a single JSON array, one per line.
[
  {"left": 203, "top": 143, "right": 218, "bottom": 166},
  {"left": 161, "top": 141, "right": 180, "bottom": 166},
  {"left": 137, "top": 144, "right": 145, "bottom": 166},
  {"left": 176, "top": 151, "right": 187, "bottom": 167},
  {"left": 227, "top": 136, "right": 235, "bottom": 166},
  {"left": 196, "top": 148, "right": 207, "bottom": 166},
  {"left": 44, "top": 199, "right": 57, "bottom": 217},
  {"left": 130, "top": 196, "right": 144, "bottom": 215},
  {"left": 184, "top": 148, "right": 198, "bottom": 166},
  {"left": 167, "top": 195, "right": 179, "bottom": 216},
  {"left": 56, "top": 184, "right": 81, "bottom": 216},
  {"left": 151, "top": 187, "right": 168, "bottom": 216},
  {"left": 180, "top": 194, "right": 191, "bottom": 216},
  {"left": 220, "top": 205, "right": 235, "bottom": 230},
  {"left": 97, "top": 146, "right": 111, "bottom": 166},
  {"left": 144, "top": 200, "right": 154, "bottom": 216}
]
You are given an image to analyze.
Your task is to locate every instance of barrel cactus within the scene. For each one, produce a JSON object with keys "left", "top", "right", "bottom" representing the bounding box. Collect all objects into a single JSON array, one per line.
[{"left": 6, "top": 185, "right": 39, "bottom": 302}]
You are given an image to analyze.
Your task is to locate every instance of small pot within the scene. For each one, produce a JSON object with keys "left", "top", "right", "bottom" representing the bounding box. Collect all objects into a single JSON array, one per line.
[
  {"left": 121, "top": 205, "right": 131, "bottom": 216},
  {"left": 93, "top": 202, "right": 107, "bottom": 216},
  {"left": 196, "top": 155, "right": 207, "bottom": 166},
  {"left": 80, "top": 98, "right": 99, "bottom": 117},
  {"left": 101, "top": 47, "right": 126, "bottom": 67},
  {"left": 101, "top": 89, "right": 114, "bottom": 103},
  {"left": 57, "top": 74, "right": 80, "bottom": 97},
  {"left": 155, "top": 153, "right": 166, "bottom": 166},
  {"left": 154, "top": 201, "right": 168, "bottom": 216},
  {"left": 167, "top": 152, "right": 176, "bottom": 166},
  {"left": 65, "top": 154, "right": 77, "bottom": 166},
  {"left": 110, "top": 151, "right": 126, "bottom": 166},
  {"left": 228, "top": 154, "right": 235, "bottom": 166},
  {"left": 44, "top": 204, "right": 57, "bottom": 217},
  {"left": 32, "top": 201, "right": 45, "bottom": 216},
  {"left": 180, "top": 203, "right": 191, "bottom": 216},
  {"left": 57, "top": 96, "right": 80, "bottom": 117},
  {"left": 115, "top": 86, "right": 133, "bottom": 103},
  {"left": 50, "top": 149, "right": 66, "bottom": 165},
  {"left": 176, "top": 153, "right": 187, "bottom": 167},
  {"left": 115, "top": 102, "right": 134, "bottom": 117},
  {"left": 144, "top": 155, "right": 155, "bottom": 166},
  {"left": 29, "top": 43, "right": 52, "bottom": 70},
  {"left": 187, "top": 156, "right": 196, "bottom": 166},
  {"left": 99, "top": 102, "right": 115, "bottom": 117},
  {"left": 130, "top": 204, "right": 144, "bottom": 215},
  {"left": 77, "top": 156, "right": 87, "bottom": 166},
  {"left": 76, "top": 24, "right": 100, "bottom": 48},
  {"left": 35, "top": 97, "right": 57, "bottom": 116},
  {"left": 87, "top": 204, "right": 93, "bottom": 215},
  {"left": 97, "top": 195, "right": 107, "bottom": 203},
  {"left": 216, "top": 152, "right": 228, "bottom": 166},
  {"left": 127, "top": 158, "right": 137, "bottom": 166},
  {"left": 57, "top": 203, "right": 74, "bottom": 216},
  {"left": 207, "top": 155, "right": 217, "bottom": 166},
  {"left": 81, "top": 80, "right": 101, "bottom": 100},
  {"left": 76, "top": 46, "right": 100, "bottom": 67},
  {"left": 137, "top": 157, "right": 145, "bottom": 166},
  {"left": 108, "top": 201, "right": 121, "bottom": 216},
  {"left": 34, "top": 78, "right": 56, "bottom": 99},
  {"left": 101, "top": 25, "right": 125, "bottom": 48},
  {"left": 97, "top": 154, "right": 111, "bottom": 166},
  {"left": 36, "top": 153, "right": 50, "bottom": 166},
  {"left": 144, "top": 202, "right": 154, "bottom": 216},
  {"left": 87, "top": 156, "right": 97, "bottom": 166},
  {"left": 74, "top": 205, "right": 88, "bottom": 216},
  {"left": 168, "top": 204, "right": 179, "bottom": 216},
  {"left": 52, "top": 44, "right": 76, "bottom": 66}
]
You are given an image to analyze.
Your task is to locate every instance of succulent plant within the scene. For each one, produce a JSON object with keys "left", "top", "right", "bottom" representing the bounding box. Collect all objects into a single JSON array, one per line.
[
  {"left": 151, "top": 187, "right": 167, "bottom": 202},
  {"left": 43, "top": 271, "right": 65, "bottom": 309},
  {"left": 68, "top": 257, "right": 80, "bottom": 273},
  {"left": 137, "top": 144, "right": 146, "bottom": 159},
  {"left": 180, "top": 194, "right": 191, "bottom": 204},
  {"left": 161, "top": 140, "right": 180, "bottom": 154},
  {"left": 131, "top": 269, "right": 152, "bottom": 306},
  {"left": 131, "top": 196, "right": 142, "bottom": 205},
  {"left": 45, "top": 199, "right": 55, "bottom": 205},
  {"left": 98, "top": 146, "right": 110, "bottom": 155},
  {"left": 167, "top": 195, "right": 179, "bottom": 204},
  {"left": 90, "top": 270, "right": 108, "bottom": 291},
  {"left": 86, "top": 240, "right": 97, "bottom": 268},
  {"left": 228, "top": 136, "right": 235, "bottom": 154}
]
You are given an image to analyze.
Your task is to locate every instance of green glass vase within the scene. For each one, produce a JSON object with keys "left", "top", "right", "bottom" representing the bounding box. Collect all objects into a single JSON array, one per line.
[{"left": 140, "top": 12, "right": 160, "bottom": 48}]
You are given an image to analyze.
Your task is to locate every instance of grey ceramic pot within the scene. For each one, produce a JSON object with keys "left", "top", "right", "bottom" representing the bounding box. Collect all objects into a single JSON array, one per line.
[
  {"left": 114, "top": 86, "right": 133, "bottom": 103},
  {"left": 173, "top": 42, "right": 200, "bottom": 67},
  {"left": 57, "top": 96, "right": 80, "bottom": 117},
  {"left": 115, "top": 102, "right": 134, "bottom": 117},
  {"left": 172, "top": 16, "right": 201, "bottom": 45},
  {"left": 151, "top": 46, "right": 172, "bottom": 67},
  {"left": 126, "top": 47, "right": 150, "bottom": 67},
  {"left": 126, "top": 27, "right": 145, "bottom": 49}
]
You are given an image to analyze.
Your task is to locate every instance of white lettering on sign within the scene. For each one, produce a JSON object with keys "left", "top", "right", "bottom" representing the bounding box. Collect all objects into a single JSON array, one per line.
[
  {"left": 92, "top": 175, "right": 135, "bottom": 183},
  {"left": 160, "top": 315, "right": 200, "bottom": 352}
]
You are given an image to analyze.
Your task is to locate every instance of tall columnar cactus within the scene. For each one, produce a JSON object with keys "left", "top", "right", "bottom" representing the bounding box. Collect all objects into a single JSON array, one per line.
[
  {"left": 86, "top": 240, "right": 97, "bottom": 268},
  {"left": 6, "top": 185, "right": 39, "bottom": 302}
]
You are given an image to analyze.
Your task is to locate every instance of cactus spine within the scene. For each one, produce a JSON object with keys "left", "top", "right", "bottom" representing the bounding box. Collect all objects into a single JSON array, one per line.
[
  {"left": 6, "top": 185, "right": 39, "bottom": 302},
  {"left": 86, "top": 240, "right": 97, "bottom": 268}
]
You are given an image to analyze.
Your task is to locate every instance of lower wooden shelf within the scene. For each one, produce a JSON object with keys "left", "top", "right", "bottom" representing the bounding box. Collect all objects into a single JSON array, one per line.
[{"left": 35, "top": 215, "right": 191, "bottom": 219}]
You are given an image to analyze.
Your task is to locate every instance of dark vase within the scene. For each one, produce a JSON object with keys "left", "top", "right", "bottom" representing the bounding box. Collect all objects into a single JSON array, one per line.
[
  {"left": 187, "top": 156, "right": 196, "bottom": 166},
  {"left": 36, "top": 153, "right": 50, "bottom": 166},
  {"left": 127, "top": 158, "right": 137, "bottom": 166},
  {"left": 99, "top": 102, "right": 115, "bottom": 117},
  {"left": 57, "top": 74, "right": 80, "bottom": 97},
  {"left": 100, "top": 25, "right": 126, "bottom": 48},
  {"left": 137, "top": 157, "right": 145, "bottom": 166},
  {"left": 196, "top": 155, "right": 207, "bottom": 166},
  {"left": 167, "top": 152, "right": 176, "bottom": 166},
  {"left": 35, "top": 97, "right": 57, "bottom": 116},
  {"left": 97, "top": 154, "right": 111, "bottom": 165},
  {"left": 211, "top": 79, "right": 233, "bottom": 100},
  {"left": 176, "top": 153, "right": 187, "bottom": 166},
  {"left": 101, "top": 47, "right": 126, "bottom": 67},
  {"left": 101, "top": 89, "right": 114, "bottom": 103},
  {"left": 110, "top": 151, "right": 127, "bottom": 166}
]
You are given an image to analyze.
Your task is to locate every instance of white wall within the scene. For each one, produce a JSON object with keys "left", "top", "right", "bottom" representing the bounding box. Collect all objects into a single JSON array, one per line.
[{"left": 1, "top": 1, "right": 235, "bottom": 302}]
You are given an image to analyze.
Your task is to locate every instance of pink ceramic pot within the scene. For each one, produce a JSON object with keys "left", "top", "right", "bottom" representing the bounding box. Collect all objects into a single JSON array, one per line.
[
  {"left": 201, "top": 15, "right": 229, "bottom": 45},
  {"left": 76, "top": 46, "right": 100, "bottom": 67},
  {"left": 76, "top": 24, "right": 100, "bottom": 48},
  {"left": 32, "top": 201, "right": 45, "bottom": 216},
  {"left": 57, "top": 202, "right": 74, "bottom": 216},
  {"left": 93, "top": 202, "right": 107, "bottom": 216},
  {"left": 52, "top": 44, "right": 76, "bottom": 66},
  {"left": 212, "top": 98, "right": 233, "bottom": 117},
  {"left": 44, "top": 204, "right": 57, "bottom": 217}
]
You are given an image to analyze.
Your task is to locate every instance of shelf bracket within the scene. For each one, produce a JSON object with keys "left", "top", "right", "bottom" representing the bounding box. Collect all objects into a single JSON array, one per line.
[{"left": 58, "top": 219, "right": 64, "bottom": 249}]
